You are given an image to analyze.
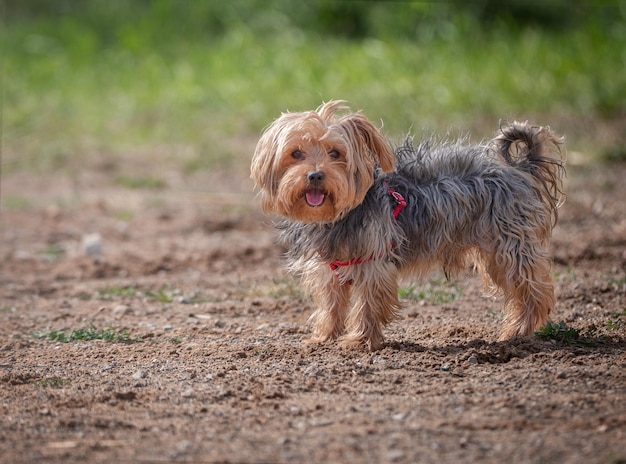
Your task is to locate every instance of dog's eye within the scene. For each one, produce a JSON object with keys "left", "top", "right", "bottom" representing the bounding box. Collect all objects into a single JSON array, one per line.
[
  {"left": 329, "top": 149, "right": 341, "bottom": 159},
  {"left": 291, "top": 150, "right": 304, "bottom": 160}
]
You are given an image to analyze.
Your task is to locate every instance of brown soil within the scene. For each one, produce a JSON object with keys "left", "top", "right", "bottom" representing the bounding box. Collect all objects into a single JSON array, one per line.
[{"left": 1, "top": 161, "right": 625, "bottom": 464}]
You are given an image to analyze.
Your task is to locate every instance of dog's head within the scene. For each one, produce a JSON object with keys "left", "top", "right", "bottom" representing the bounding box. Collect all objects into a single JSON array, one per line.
[{"left": 251, "top": 101, "right": 395, "bottom": 223}]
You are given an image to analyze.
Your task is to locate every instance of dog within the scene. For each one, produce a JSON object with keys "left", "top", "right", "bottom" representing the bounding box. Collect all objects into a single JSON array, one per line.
[{"left": 251, "top": 101, "right": 565, "bottom": 350}]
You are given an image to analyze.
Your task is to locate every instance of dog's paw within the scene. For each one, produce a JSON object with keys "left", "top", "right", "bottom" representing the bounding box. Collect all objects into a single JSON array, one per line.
[
  {"left": 303, "top": 335, "right": 332, "bottom": 345},
  {"left": 339, "top": 334, "right": 384, "bottom": 351}
]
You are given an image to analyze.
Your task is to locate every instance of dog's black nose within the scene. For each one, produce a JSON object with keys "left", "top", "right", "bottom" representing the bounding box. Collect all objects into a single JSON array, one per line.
[{"left": 307, "top": 171, "right": 325, "bottom": 185}]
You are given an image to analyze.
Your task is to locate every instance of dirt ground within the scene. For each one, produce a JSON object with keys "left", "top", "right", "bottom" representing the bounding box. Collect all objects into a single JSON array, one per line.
[{"left": 1, "top": 156, "right": 625, "bottom": 464}]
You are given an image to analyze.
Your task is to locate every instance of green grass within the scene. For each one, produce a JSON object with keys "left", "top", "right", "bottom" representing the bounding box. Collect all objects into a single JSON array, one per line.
[
  {"left": 2, "top": 2, "right": 625, "bottom": 174},
  {"left": 33, "top": 377, "right": 69, "bottom": 388},
  {"left": 269, "top": 277, "right": 304, "bottom": 300},
  {"left": 3, "top": 196, "right": 32, "bottom": 211},
  {"left": 94, "top": 284, "right": 197, "bottom": 304},
  {"left": 607, "top": 310, "right": 626, "bottom": 331},
  {"left": 42, "top": 244, "right": 65, "bottom": 262},
  {"left": 535, "top": 321, "right": 597, "bottom": 346},
  {"left": 145, "top": 288, "right": 175, "bottom": 304},
  {"left": 399, "top": 279, "right": 462, "bottom": 304},
  {"left": 97, "top": 285, "right": 137, "bottom": 300},
  {"left": 168, "top": 336, "right": 183, "bottom": 345},
  {"left": 34, "top": 324, "right": 135, "bottom": 343},
  {"left": 114, "top": 175, "right": 167, "bottom": 190}
]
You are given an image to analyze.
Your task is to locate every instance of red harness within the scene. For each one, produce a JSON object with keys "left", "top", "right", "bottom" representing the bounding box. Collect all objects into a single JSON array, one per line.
[{"left": 328, "top": 183, "right": 406, "bottom": 284}]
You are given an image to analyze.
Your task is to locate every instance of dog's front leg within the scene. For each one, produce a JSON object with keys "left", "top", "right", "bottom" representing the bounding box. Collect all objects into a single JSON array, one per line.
[
  {"left": 304, "top": 263, "right": 352, "bottom": 344},
  {"left": 340, "top": 261, "right": 402, "bottom": 351}
]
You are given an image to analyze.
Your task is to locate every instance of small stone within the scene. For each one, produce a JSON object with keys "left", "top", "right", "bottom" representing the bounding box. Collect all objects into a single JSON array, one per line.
[
  {"left": 81, "top": 233, "right": 103, "bottom": 257},
  {"left": 177, "top": 440, "right": 192, "bottom": 451},
  {"left": 386, "top": 450, "right": 406, "bottom": 462},
  {"left": 132, "top": 370, "right": 146, "bottom": 380},
  {"left": 468, "top": 355, "right": 479, "bottom": 364},
  {"left": 113, "top": 305, "right": 132, "bottom": 317}
]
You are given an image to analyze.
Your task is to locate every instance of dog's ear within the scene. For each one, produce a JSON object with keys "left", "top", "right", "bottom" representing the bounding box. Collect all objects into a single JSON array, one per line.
[
  {"left": 251, "top": 118, "right": 285, "bottom": 212},
  {"left": 342, "top": 114, "right": 395, "bottom": 173}
]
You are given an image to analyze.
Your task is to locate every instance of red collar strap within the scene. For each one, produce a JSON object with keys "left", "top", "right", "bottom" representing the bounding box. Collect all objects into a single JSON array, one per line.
[
  {"left": 386, "top": 182, "right": 407, "bottom": 218},
  {"left": 328, "top": 182, "right": 406, "bottom": 284}
]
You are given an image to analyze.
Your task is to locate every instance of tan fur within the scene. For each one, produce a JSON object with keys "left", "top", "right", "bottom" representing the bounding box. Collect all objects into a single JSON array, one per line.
[{"left": 251, "top": 101, "right": 394, "bottom": 223}]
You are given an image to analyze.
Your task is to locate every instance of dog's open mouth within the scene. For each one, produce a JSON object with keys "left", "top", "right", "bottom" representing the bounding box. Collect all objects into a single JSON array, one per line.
[{"left": 305, "top": 189, "right": 326, "bottom": 207}]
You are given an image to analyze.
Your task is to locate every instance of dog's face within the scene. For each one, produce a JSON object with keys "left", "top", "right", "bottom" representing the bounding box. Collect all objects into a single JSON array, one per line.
[{"left": 251, "top": 101, "right": 395, "bottom": 223}]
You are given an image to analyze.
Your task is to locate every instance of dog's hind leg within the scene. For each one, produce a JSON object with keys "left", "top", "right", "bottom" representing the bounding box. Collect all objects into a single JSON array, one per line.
[{"left": 481, "top": 240, "right": 554, "bottom": 340}]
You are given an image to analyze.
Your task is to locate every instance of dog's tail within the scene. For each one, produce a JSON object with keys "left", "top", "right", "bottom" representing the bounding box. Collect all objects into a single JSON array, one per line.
[{"left": 491, "top": 121, "right": 566, "bottom": 227}]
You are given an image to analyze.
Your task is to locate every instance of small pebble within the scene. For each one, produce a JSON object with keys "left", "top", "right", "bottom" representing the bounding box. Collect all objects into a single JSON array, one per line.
[
  {"left": 386, "top": 450, "right": 406, "bottom": 462},
  {"left": 468, "top": 355, "right": 479, "bottom": 364},
  {"left": 81, "top": 233, "right": 103, "bottom": 257},
  {"left": 113, "top": 305, "right": 131, "bottom": 317},
  {"left": 132, "top": 370, "right": 146, "bottom": 380}
]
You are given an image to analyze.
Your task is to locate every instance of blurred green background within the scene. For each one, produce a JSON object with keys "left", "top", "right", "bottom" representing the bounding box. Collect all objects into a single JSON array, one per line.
[{"left": 2, "top": 0, "right": 625, "bottom": 176}]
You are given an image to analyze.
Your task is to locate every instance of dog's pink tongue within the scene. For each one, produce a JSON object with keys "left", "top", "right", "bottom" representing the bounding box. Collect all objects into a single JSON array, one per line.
[{"left": 305, "top": 190, "right": 325, "bottom": 207}]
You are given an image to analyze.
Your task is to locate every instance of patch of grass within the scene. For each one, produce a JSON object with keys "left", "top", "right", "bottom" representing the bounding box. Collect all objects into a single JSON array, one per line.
[
  {"left": 535, "top": 321, "right": 596, "bottom": 346},
  {"left": 146, "top": 288, "right": 174, "bottom": 304},
  {"left": 399, "top": 280, "right": 462, "bottom": 304},
  {"left": 3, "top": 3, "right": 624, "bottom": 172},
  {"left": 114, "top": 210, "right": 135, "bottom": 221},
  {"left": 97, "top": 285, "right": 137, "bottom": 300},
  {"left": 3, "top": 196, "right": 31, "bottom": 211},
  {"left": 269, "top": 278, "right": 303, "bottom": 300},
  {"left": 42, "top": 244, "right": 65, "bottom": 262},
  {"left": 114, "top": 175, "right": 167, "bottom": 190},
  {"left": 602, "top": 145, "right": 626, "bottom": 163},
  {"left": 97, "top": 284, "right": 185, "bottom": 304},
  {"left": 607, "top": 319, "right": 622, "bottom": 332},
  {"left": 33, "top": 377, "right": 68, "bottom": 388},
  {"left": 554, "top": 267, "right": 576, "bottom": 282},
  {"left": 607, "top": 309, "right": 626, "bottom": 332},
  {"left": 253, "top": 346, "right": 272, "bottom": 359},
  {"left": 34, "top": 324, "right": 135, "bottom": 343}
]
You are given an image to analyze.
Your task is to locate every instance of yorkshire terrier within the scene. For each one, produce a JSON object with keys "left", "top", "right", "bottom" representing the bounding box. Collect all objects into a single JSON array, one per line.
[{"left": 251, "top": 101, "right": 565, "bottom": 351}]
